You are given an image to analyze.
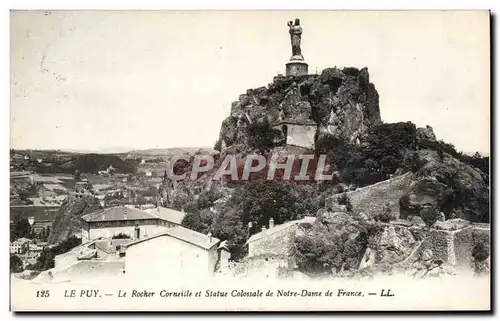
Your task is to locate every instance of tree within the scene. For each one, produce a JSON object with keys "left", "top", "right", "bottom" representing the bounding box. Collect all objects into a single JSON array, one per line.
[
  {"left": 33, "top": 236, "right": 82, "bottom": 271},
  {"left": 230, "top": 179, "right": 301, "bottom": 227},
  {"left": 374, "top": 203, "right": 393, "bottom": 223},
  {"left": 135, "top": 196, "right": 147, "bottom": 205},
  {"left": 337, "top": 192, "right": 353, "bottom": 212},
  {"left": 10, "top": 214, "right": 32, "bottom": 241},
  {"left": 472, "top": 241, "right": 490, "bottom": 276},
  {"left": 247, "top": 118, "right": 282, "bottom": 152},
  {"left": 291, "top": 222, "right": 368, "bottom": 276},
  {"left": 420, "top": 206, "right": 439, "bottom": 227},
  {"left": 472, "top": 242, "right": 489, "bottom": 262},
  {"left": 210, "top": 208, "right": 248, "bottom": 259},
  {"left": 112, "top": 232, "right": 130, "bottom": 239},
  {"left": 10, "top": 255, "right": 23, "bottom": 273},
  {"left": 214, "top": 139, "right": 222, "bottom": 152}
]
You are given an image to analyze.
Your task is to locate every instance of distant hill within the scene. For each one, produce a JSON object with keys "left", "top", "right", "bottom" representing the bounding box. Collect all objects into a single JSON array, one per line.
[
  {"left": 73, "top": 153, "right": 137, "bottom": 173},
  {"left": 123, "top": 147, "right": 214, "bottom": 157}
]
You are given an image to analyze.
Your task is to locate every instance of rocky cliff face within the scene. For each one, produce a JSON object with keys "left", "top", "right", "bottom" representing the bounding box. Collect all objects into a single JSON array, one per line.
[
  {"left": 400, "top": 149, "right": 489, "bottom": 223},
  {"left": 217, "top": 67, "right": 382, "bottom": 151},
  {"left": 47, "top": 195, "right": 101, "bottom": 245}
]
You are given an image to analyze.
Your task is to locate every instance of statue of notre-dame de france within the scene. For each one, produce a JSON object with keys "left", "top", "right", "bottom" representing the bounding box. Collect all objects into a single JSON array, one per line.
[{"left": 287, "top": 18, "right": 303, "bottom": 61}]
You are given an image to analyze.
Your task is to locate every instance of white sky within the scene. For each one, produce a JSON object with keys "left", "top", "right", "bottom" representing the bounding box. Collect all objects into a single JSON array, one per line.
[{"left": 10, "top": 10, "right": 490, "bottom": 154}]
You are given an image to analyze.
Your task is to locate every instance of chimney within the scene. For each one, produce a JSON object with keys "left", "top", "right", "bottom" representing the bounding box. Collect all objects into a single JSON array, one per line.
[
  {"left": 123, "top": 209, "right": 128, "bottom": 220},
  {"left": 269, "top": 217, "right": 275, "bottom": 229},
  {"left": 262, "top": 226, "right": 267, "bottom": 233},
  {"left": 208, "top": 232, "right": 212, "bottom": 243}
]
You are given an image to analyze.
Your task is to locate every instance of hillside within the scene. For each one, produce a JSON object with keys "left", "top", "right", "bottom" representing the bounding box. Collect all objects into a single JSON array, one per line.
[
  {"left": 159, "top": 66, "right": 490, "bottom": 268},
  {"left": 125, "top": 147, "right": 214, "bottom": 156},
  {"left": 47, "top": 194, "right": 101, "bottom": 245},
  {"left": 10, "top": 151, "right": 137, "bottom": 174}
]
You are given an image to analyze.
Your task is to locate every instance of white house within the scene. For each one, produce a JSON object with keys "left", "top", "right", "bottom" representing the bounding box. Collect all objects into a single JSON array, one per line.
[
  {"left": 80, "top": 206, "right": 186, "bottom": 243},
  {"left": 10, "top": 238, "right": 31, "bottom": 254},
  {"left": 122, "top": 226, "right": 230, "bottom": 278}
]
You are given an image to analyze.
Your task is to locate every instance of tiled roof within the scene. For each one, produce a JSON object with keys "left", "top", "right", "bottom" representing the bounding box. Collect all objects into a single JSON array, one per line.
[
  {"left": 125, "top": 226, "right": 220, "bottom": 251},
  {"left": 14, "top": 238, "right": 32, "bottom": 244},
  {"left": 81, "top": 206, "right": 157, "bottom": 222},
  {"left": 246, "top": 216, "right": 316, "bottom": 243},
  {"left": 147, "top": 206, "right": 185, "bottom": 225}
]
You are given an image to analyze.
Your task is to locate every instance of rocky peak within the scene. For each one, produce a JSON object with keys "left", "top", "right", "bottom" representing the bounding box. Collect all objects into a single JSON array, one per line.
[{"left": 216, "top": 67, "right": 382, "bottom": 152}]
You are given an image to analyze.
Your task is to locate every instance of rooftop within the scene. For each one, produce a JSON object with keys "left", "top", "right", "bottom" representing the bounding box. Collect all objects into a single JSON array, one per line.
[
  {"left": 13, "top": 237, "right": 32, "bottom": 244},
  {"left": 81, "top": 206, "right": 187, "bottom": 224},
  {"left": 125, "top": 226, "right": 220, "bottom": 251},
  {"left": 246, "top": 216, "right": 316, "bottom": 244},
  {"left": 146, "top": 206, "right": 186, "bottom": 225},
  {"left": 272, "top": 120, "right": 317, "bottom": 126},
  {"left": 81, "top": 206, "right": 156, "bottom": 222}
]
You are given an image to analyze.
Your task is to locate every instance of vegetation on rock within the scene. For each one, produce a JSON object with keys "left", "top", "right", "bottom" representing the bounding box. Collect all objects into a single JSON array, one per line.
[
  {"left": 47, "top": 195, "right": 101, "bottom": 245},
  {"left": 31, "top": 236, "right": 82, "bottom": 271},
  {"left": 10, "top": 214, "right": 32, "bottom": 242},
  {"left": 10, "top": 254, "right": 23, "bottom": 273}
]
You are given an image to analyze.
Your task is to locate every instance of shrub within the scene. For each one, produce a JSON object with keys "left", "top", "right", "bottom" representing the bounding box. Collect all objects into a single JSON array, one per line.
[
  {"left": 337, "top": 192, "right": 353, "bottom": 212},
  {"left": 374, "top": 203, "right": 393, "bottom": 223},
  {"left": 472, "top": 242, "right": 489, "bottom": 262},
  {"left": 112, "top": 233, "right": 130, "bottom": 239},
  {"left": 420, "top": 207, "right": 439, "bottom": 227},
  {"left": 10, "top": 254, "right": 23, "bottom": 273},
  {"left": 404, "top": 151, "right": 427, "bottom": 173},
  {"left": 246, "top": 118, "right": 282, "bottom": 152},
  {"left": 214, "top": 139, "right": 222, "bottom": 152},
  {"left": 33, "top": 236, "right": 82, "bottom": 271},
  {"left": 291, "top": 223, "right": 368, "bottom": 276}
]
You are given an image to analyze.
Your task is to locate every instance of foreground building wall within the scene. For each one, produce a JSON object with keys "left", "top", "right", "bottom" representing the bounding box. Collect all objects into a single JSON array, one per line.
[
  {"left": 124, "top": 235, "right": 219, "bottom": 278},
  {"left": 81, "top": 220, "right": 176, "bottom": 243}
]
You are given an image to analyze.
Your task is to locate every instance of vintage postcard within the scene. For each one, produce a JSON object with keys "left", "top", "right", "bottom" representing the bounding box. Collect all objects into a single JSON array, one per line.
[{"left": 9, "top": 10, "right": 491, "bottom": 311}]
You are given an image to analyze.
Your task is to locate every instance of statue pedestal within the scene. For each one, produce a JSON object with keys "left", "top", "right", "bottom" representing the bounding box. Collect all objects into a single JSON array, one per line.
[{"left": 286, "top": 60, "right": 308, "bottom": 77}]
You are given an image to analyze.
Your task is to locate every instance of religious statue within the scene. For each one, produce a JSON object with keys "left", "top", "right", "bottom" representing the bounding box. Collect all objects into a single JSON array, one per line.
[{"left": 287, "top": 18, "right": 303, "bottom": 60}]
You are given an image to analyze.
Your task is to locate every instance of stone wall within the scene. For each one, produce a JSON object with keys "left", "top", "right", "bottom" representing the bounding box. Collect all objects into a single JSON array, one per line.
[
  {"left": 420, "top": 230, "right": 454, "bottom": 264},
  {"left": 328, "top": 172, "right": 413, "bottom": 219},
  {"left": 453, "top": 225, "right": 490, "bottom": 269},
  {"left": 274, "top": 123, "right": 317, "bottom": 149},
  {"left": 243, "top": 254, "right": 290, "bottom": 279},
  {"left": 248, "top": 226, "right": 297, "bottom": 257},
  {"left": 400, "top": 224, "right": 490, "bottom": 271}
]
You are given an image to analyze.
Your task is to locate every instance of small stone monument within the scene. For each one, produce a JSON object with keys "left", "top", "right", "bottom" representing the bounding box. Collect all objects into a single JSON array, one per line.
[{"left": 286, "top": 18, "right": 308, "bottom": 77}]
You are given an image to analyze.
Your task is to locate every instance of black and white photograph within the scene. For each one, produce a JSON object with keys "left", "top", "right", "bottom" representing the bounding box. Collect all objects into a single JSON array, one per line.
[{"left": 8, "top": 10, "right": 491, "bottom": 311}]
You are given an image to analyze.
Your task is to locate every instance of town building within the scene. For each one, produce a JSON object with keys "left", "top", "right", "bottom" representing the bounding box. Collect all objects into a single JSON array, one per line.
[
  {"left": 80, "top": 206, "right": 186, "bottom": 242},
  {"left": 273, "top": 120, "right": 317, "bottom": 149},
  {"left": 27, "top": 243, "right": 45, "bottom": 259},
  {"left": 246, "top": 216, "right": 315, "bottom": 257},
  {"left": 75, "top": 179, "right": 92, "bottom": 193},
  {"left": 10, "top": 238, "right": 32, "bottom": 254},
  {"left": 243, "top": 217, "right": 315, "bottom": 278},
  {"left": 122, "top": 226, "right": 230, "bottom": 278},
  {"left": 11, "top": 153, "right": 25, "bottom": 165},
  {"left": 31, "top": 219, "right": 53, "bottom": 235}
]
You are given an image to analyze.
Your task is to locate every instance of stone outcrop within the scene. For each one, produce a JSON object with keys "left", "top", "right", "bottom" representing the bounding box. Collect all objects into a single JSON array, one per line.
[
  {"left": 356, "top": 218, "right": 490, "bottom": 278},
  {"left": 407, "top": 248, "right": 456, "bottom": 278},
  {"left": 433, "top": 218, "right": 471, "bottom": 231},
  {"left": 217, "top": 67, "right": 382, "bottom": 152},
  {"left": 416, "top": 125, "right": 436, "bottom": 142},
  {"left": 314, "top": 212, "right": 369, "bottom": 272},
  {"left": 47, "top": 195, "right": 101, "bottom": 245},
  {"left": 358, "top": 221, "right": 420, "bottom": 271},
  {"left": 327, "top": 172, "right": 414, "bottom": 220},
  {"left": 399, "top": 150, "right": 489, "bottom": 223}
]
